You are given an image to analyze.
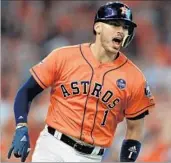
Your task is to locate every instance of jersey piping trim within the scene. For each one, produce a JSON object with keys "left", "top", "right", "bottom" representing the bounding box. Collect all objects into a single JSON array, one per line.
[
  {"left": 91, "top": 58, "right": 128, "bottom": 145},
  {"left": 79, "top": 44, "right": 94, "bottom": 141},
  {"left": 125, "top": 104, "right": 155, "bottom": 117},
  {"left": 30, "top": 68, "right": 47, "bottom": 88}
]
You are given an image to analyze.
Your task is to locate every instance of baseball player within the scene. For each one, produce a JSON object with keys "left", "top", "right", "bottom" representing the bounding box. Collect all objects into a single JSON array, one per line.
[{"left": 8, "top": 1, "right": 155, "bottom": 162}]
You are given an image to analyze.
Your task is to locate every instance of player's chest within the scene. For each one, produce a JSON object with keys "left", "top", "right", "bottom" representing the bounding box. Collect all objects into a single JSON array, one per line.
[{"left": 56, "top": 66, "right": 129, "bottom": 104}]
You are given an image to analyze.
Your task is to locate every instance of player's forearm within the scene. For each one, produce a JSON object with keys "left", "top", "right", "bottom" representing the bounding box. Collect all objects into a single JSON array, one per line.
[
  {"left": 14, "top": 76, "right": 43, "bottom": 125},
  {"left": 119, "top": 118, "right": 144, "bottom": 162},
  {"left": 14, "top": 87, "right": 29, "bottom": 125},
  {"left": 125, "top": 118, "right": 144, "bottom": 141},
  {"left": 125, "top": 125, "right": 144, "bottom": 142}
]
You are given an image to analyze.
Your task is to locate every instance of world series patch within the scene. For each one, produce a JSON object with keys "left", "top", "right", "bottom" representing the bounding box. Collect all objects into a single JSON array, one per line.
[{"left": 116, "top": 79, "right": 126, "bottom": 90}]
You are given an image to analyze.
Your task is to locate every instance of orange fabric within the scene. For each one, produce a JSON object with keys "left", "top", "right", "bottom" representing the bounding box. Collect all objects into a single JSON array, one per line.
[
  {"left": 140, "top": 143, "right": 169, "bottom": 162},
  {"left": 30, "top": 43, "right": 155, "bottom": 147}
]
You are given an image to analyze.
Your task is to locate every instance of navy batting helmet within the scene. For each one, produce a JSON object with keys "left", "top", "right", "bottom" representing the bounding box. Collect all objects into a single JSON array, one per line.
[{"left": 93, "top": 1, "right": 137, "bottom": 48}]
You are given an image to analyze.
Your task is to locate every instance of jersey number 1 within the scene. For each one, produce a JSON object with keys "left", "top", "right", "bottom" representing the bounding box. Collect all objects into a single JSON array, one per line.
[{"left": 101, "top": 110, "right": 109, "bottom": 126}]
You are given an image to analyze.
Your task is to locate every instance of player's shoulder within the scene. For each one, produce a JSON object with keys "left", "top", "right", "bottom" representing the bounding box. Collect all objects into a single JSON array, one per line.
[
  {"left": 52, "top": 44, "right": 80, "bottom": 54},
  {"left": 124, "top": 54, "right": 146, "bottom": 80}
]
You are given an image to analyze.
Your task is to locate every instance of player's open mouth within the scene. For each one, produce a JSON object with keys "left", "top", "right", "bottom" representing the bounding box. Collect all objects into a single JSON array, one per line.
[{"left": 112, "top": 37, "right": 123, "bottom": 45}]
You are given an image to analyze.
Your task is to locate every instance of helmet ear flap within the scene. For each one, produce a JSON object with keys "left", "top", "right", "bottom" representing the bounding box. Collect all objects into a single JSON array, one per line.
[{"left": 122, "top": 27, "right": 135, "bottom": 48}]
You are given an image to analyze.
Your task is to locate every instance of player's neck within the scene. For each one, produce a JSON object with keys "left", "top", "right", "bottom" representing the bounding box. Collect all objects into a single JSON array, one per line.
[{"left": 90, "top": 41, "right": 118, "bottom": 64}]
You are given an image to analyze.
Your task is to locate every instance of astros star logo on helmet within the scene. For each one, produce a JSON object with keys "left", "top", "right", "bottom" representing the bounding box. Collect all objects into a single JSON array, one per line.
[{"left": 121, "top": 6, "right": 127, "bottom": 15}]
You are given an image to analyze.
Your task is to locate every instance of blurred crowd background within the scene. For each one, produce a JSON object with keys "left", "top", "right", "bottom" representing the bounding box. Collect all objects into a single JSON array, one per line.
[{"left": 1, "top": 0, "right": 171, "bottom": 162}]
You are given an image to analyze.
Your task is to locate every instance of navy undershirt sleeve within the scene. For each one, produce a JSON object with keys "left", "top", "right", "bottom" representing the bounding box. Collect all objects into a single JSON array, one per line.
[{"left": 14, "top": 76, "right": 44, "bottom": 125}]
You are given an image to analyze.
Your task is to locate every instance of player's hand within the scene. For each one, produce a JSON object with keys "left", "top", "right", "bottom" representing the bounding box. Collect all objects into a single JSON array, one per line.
[{"left": 8, "top": 126, "right": 31, "bottom": 162}]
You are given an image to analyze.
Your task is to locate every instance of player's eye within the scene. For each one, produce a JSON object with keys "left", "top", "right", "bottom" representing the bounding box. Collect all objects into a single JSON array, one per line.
[
  {"left": 106, "top": 21, "right": 130, "bottom": 30},
  {"left": 123, "top": 25, "right": 130, "bottom": 30}
]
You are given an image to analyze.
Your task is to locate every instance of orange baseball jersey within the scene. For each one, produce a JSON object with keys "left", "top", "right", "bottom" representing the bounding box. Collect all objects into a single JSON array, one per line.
[{"left": 30, "top": 43, "right": 155, "bottom": 147}]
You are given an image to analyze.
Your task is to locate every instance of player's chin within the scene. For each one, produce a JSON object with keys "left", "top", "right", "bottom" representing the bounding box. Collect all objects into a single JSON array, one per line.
[{"left": 109, "top": 46, "right": 120, "bottom": 54}]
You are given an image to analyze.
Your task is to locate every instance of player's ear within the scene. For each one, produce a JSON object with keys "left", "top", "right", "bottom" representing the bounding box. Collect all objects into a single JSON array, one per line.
[{"left": 94, "top": 22, "right": 102, "bottom": 35}]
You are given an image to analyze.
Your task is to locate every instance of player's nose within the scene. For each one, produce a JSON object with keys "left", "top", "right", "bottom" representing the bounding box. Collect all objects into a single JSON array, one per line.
[{"left": 116, "top": 26, "right": 125, "bottom": 33}]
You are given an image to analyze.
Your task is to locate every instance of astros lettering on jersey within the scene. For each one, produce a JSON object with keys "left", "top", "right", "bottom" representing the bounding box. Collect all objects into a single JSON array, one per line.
[{"left": 30, "top": 43, "right": 155, "bottom": 147}]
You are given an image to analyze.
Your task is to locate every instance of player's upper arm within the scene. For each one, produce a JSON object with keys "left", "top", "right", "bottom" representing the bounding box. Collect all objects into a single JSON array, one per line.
[
  {"left": 126, "top": 118, "right": 144, "bottom": 131},
  {"left": 125, "top": 117, "right": 144, "bottom": 141}
]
